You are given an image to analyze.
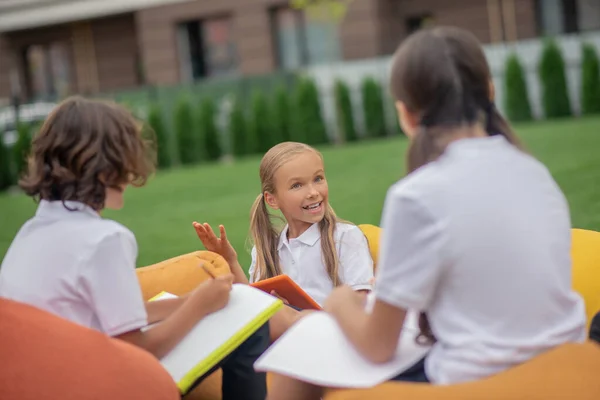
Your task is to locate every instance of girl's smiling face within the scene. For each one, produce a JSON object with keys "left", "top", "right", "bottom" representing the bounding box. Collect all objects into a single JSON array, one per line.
[{"left": 264, "top": 151, "right": 329, "bottom": 238}]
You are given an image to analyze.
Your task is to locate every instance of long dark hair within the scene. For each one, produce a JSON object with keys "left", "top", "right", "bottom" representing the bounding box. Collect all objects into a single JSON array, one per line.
[{"left": 389, "top": 27, "right": 524, "bottom": 345}]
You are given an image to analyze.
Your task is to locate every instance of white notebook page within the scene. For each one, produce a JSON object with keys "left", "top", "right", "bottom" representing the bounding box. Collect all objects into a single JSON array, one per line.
[
  {"left": 254, "top": 306, "right": 431, "bottom": 388},
  {"left": 150, "top": 284, "right": 279, "bottom": 383}
]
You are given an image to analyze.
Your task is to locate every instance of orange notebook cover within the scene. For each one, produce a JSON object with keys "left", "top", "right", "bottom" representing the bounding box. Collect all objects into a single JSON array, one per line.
[{"left": 250, "top": 275, "right": 322, "bottom": 310}]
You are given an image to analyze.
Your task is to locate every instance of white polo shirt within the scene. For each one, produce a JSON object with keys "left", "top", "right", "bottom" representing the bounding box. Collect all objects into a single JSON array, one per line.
[
  {"left": 0, "top": 200, "right": 148, "bottom": 337},
  {"left": 374, "top": 136, "right": 586, "bottom": 385},
  {"left": 249, "top": 222, "right": 374, "bottom": 306}
]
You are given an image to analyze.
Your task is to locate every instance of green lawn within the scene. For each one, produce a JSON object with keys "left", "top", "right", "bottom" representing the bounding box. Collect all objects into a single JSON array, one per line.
[{"left": 1, "top": 116, "right": 600, "bottom": 270}]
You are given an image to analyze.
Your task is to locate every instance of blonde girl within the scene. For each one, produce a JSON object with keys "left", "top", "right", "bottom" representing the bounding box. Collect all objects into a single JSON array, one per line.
[{"left": 194, "top": 142, "right": 374, "bottom": 336}]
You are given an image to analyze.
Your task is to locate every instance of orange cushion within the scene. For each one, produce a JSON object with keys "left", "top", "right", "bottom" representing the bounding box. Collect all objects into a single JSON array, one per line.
[
  {"left": 0, "top": 298, "right": 179, "bottom": 400},
  {"left": 324, "top": 341, "right": 600, "bottom": 400},
  {"left": 136, "top": 251, "right": 231, "bottom": 301}
]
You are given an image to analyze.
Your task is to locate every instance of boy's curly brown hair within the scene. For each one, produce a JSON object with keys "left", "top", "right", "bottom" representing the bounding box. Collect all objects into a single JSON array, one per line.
[{"left": 20, "top": 96, "right": 156, "bottom": 210}]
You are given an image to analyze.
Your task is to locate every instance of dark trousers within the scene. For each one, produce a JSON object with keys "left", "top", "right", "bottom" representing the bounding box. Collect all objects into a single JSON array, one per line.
[
  {"left": 391, "top": 356, "right": 430, "bottom": 383},
  {"left": 186, "top": 322, "right": 270, "bottom": 400},
  {"left": 590, "top": 311, "right": 600, "bottom": 344}
]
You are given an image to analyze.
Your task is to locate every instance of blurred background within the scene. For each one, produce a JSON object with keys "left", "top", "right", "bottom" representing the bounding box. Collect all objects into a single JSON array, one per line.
[{"left": 1, "top": 0, "right": 600, "bottom": 269}]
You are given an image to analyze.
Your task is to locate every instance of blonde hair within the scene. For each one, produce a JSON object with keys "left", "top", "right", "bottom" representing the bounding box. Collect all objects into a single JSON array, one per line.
[{"left": 249, "top": 142, "right": 342, "bottom": 286}]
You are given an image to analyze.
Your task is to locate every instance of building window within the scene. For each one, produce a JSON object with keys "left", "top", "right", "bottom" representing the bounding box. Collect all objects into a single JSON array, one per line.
[
  {"left": 23, "top": 41, "right": 73, "bottom": 101},
  {"left": 406, "top": 13, "right": 435, "bottom": 34},
  {"left": 270, "top": 6, "right": 341, "bottom": 69},
  {"left": 537, "top": 0, "right": 600, "bottom": 35},
  {"left": 177, "top": 16, "right": 238, "bottom": 82}
]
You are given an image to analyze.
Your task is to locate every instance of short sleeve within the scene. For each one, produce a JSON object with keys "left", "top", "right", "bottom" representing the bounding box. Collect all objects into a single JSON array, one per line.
[
  {"left": 374, "top": 187, "right": 446, "bottom": 311},
  {"left": 78, "top": 228, "right": 148, "bottom": 337},
  {"left": 248, "top": 246, "right": 258, "bottom": 284},
  {"left": 338, "top": 226, "right": 374, "bottom": 291}
]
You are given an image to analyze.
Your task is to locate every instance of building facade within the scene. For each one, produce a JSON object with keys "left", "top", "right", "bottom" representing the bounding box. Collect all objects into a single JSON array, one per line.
[{"left": 0, "top": 0, "right": 598, "bottom": 105}]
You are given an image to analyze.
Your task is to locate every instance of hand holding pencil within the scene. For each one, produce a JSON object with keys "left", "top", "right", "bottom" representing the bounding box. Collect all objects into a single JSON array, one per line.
[{"left": 189, "top": 263, "right": 235, "bottom": 316}]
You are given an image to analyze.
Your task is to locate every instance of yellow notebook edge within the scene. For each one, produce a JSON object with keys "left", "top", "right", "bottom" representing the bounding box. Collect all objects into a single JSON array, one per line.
[
  {"left": 149, "top": 291, "right": 170, "bottom": 302},
  {"left": 177, "top": 299, "right": 284, "bottom": 394}
]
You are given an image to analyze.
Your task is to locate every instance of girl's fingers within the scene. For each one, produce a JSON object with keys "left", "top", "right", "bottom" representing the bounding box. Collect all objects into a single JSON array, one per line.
[
  {"left": 203, "top": 223, "right": 218, "bottom": 241},
  {"left": 193, "top": 222, "right": 206, "bottom": 236},
  {"left": 219, "top": 225, "right": 227, "bottom": 241}
]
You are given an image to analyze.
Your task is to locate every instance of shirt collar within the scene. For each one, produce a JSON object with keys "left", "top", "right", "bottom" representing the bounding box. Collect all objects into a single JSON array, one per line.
[
  {"left": 278, "top": 223, "right": 321, "bottom": 250},
  {"left": 35, "top": 200, "right": 100, "bottom": 220}
]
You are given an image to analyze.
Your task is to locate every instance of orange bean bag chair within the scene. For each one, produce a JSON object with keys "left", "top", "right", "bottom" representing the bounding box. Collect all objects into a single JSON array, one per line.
[{"left": 0, "top": 298, "right": 180, "bottom": 400}]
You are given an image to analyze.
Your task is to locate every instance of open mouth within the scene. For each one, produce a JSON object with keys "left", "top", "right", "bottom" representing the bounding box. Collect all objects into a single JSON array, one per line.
[{"left": 302, "top": 201, "right": 323, "bottom": 212}]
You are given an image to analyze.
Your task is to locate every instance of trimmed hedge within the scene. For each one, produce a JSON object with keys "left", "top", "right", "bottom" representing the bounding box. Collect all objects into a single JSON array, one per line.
[
  {"left": 504, "top": 53, "right": 533, "bottom": 122},
  {"left": 12, "top": 123, "right": 31, "bottom": 178},
  {"left": 249, "top": 91, "right": 274, "bottom": 153},
  {"left": 199, "top": 97, "right": 222, "bottom": 161},
  {"left": 294, "top": 77, "right": 328, "bottom": 145},
  {"left": 174, "top": 96, "right": 200, "bottom": 165},
  {"left": 334, "top": 80, "right": 357, "bottom": 143},
  {"left": 229, "top": 98, "right": 247, "bottom": 157},
  {"left": 272, "top": 85, "right": 292, "bottom": 143},
  {"left": 147, "top": 103, "right": 172, "bottom": 169},
  {"left": 362, "top": 77, "right": 387, "bottom": 138},
  {"left": 538, "top": 39, "right": 572, "bottom": 118},
  {"left": 581, "top": 43, "right": 600, "bottom": 115},
  {"left": 0, "top": 131, "right": 14, "bottom": 191}
]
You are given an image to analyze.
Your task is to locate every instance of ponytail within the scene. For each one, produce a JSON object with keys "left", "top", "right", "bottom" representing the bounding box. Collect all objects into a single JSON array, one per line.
[
  {"left": 319, "top": 203, "right": 342, "bottom": 287},
  {"left": 249, "top": 193, "right": 281, "bottom": 282},
  {"left": 485, "top": 103, "right": 526, "bottom": 151}
]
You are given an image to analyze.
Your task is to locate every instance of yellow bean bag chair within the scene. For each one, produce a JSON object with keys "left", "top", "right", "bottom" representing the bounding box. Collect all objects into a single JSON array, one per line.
[{"left": 325, "top": 226, "right": 600, "bottom": 400}]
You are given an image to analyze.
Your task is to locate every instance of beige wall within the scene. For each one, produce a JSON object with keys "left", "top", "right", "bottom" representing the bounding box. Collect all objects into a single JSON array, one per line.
[
  {"left": 92, "top": 14, "right": 140, "bottom": 92},
  {"left": 136, "top": 0, "right": 280, "bottom": 86},
  {"left": 0, "top": 0, "right": 548, "bottom": 98},
  {"left": 0, "top": 35, "right": 11, "bottom": 103}
]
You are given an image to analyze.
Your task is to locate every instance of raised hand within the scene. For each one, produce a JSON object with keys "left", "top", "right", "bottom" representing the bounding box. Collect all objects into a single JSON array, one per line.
[{"left": 193, "top": 222, "right": 238, "bottom": 263}]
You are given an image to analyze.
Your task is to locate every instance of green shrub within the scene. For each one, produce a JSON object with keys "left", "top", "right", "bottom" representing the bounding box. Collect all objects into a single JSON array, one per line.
[
  {"left": 229, "top": 98, "right": 247, "bottom": 157},
  {"left": 13, "top": 123, "right": 31, "bottom": 178},
  {"left": 334, "top": 80, "right": 357, "bottom": 143},
  {"left": 272, "top": 86, "right": 292, "bottom": 143},
  {"left": 174, "top": 96, "right": 200, "bottom": 165},
  {"left": 250, "top": 91, "right": 274, "bottom": 153},
  {"left": 294, "top": 77, "right": 328, "bottom": 145},
  {"left": 0, "top": 131, "right": 14, "bottom": 191},
  {"left": 361, "top": 77, "right": 387, "bottom": 138},
  {"left": 538, "top": 38, "right": 572, "bottom": 118},
  {"left": 581, "top": 43, "right": 600, "bottom": 115},
  {"left": 503, "top": 53, "right": 533, "bottom": 122},
  {"left": 199, "top": 97, "right": 222, "bottom": 161},
  {"left": 147, "top": 103, "right": 171, "bottom": 169}
]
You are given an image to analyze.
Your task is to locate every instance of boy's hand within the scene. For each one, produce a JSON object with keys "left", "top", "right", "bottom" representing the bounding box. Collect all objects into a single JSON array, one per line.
[
  {"left": 191, "top": 273, "right": 234, "bottom": 316},
  {"left": 193, "top": 222, "right": 238, "bottom": 263},
  {"left": 270, "top": 290, "right": 289, "bottom": 305}
]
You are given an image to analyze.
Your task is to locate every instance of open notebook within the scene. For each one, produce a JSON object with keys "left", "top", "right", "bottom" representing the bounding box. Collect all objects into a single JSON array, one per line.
[
  {"left": 254, "top": 296, "right": 431, "bottom": 388},
  {"left": 147, "top": 284, "right": 283, "bottom": 394}
]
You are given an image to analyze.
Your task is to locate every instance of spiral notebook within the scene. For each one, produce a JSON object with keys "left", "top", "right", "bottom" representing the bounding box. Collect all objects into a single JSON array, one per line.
[{"left": 148, "top": 284, "right": 283, "bottom": 394}]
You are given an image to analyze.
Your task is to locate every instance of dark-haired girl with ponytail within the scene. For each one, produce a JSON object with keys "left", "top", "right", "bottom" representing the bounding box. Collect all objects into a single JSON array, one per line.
[{"left": 267, "top": 26, "right": 586, "bottom": 400}]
